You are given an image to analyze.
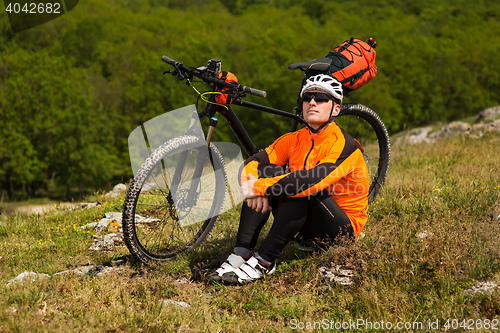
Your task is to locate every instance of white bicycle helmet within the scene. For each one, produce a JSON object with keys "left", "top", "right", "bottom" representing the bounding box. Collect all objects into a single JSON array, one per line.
[{"left": 300, "top": 74, "right": 343, "bottom": 103}]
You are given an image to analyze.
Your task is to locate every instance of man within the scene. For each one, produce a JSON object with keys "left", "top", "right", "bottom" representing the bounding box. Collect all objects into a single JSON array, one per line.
[{"left": 208, "top": 73, "right": 369, "bottom": 285}]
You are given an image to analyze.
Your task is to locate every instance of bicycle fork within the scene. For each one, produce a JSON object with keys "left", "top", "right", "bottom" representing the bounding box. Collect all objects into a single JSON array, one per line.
[{"left": 168, "top": 113, "right": 219, "bottom": 211}]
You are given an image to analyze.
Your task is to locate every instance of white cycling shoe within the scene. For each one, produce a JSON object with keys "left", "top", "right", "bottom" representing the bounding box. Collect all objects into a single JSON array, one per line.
[
  {"left": 221, "top": 255, "right": 276, "bottom": 285},
  {"left": 207, "top": 253, "right": 248, "bottom": 283}
]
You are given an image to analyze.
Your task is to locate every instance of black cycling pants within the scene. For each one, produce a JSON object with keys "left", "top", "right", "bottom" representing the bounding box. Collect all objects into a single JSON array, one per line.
[{"left": 234, "top": 190, "right": 354, "bottom": 263}]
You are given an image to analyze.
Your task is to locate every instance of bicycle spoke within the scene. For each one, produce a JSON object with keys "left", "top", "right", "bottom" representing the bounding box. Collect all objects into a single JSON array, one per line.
[{"left": 123, "top": 137, "right": 227, "bottom": 261}]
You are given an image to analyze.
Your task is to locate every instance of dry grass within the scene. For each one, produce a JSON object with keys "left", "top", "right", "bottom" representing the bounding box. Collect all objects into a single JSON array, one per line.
[{"left": 1, "top": 132, "right": 499, "bottom": 332}]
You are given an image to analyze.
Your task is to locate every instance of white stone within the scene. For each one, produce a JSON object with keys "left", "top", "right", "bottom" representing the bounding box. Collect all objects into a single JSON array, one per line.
[
  {"left": 319, "top": 266, "right": 355, "bottom": 286},
  {"left": 55, "top": 264, "right": 125, "bottom": 277},
  {"left": 105, "top": 184, "right": 127, "bottom": 197},
  {"left": 174, "top": 277, "right": 191, "bottom": 284},
  {"left": 80, "top": 222, "right": 98, "bottom": 230},
  {"left": 89, "top": 232, "right": 124, "bottom": 251},
  {"left": 105, "top": 212, "right": 123, "bottom": 222},
  {"left": 54, "top": 265, "right": 95, "bottom": 276},
  {"left": 464, "top": 281, "right": 499, "bottom": 295},
  {"left": 162, "top": 299, "right": 190, "bottom": 309},
  {"left": 6, "top": 272, "right": 50, "bottom": 286},
  {"left": 416, "top": 231, "right": 433, "bottom": 239}
]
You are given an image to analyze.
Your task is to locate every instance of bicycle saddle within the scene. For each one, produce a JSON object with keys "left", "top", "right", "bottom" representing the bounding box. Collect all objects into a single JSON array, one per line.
[{"left": 288, "top": 58, "right": 332, "bottom": 72}]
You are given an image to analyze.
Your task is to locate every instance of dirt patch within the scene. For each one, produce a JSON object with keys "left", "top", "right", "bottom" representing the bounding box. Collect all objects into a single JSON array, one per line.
[{"left": 14, "top": 203, "right": 78, "bottom": 215}]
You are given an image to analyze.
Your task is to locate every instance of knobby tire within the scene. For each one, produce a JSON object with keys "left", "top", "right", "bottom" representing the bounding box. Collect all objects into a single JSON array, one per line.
[
  {"left": 122, "top": 135, "right": 227, "bottom": 264},
  {"left": 337, "top": 103, "right": 390, "bottom": 203}
]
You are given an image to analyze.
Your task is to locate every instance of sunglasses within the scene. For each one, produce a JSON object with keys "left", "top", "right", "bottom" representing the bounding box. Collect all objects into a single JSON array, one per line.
[{"left": 302, "top": 91, "right": 333, "bottom": 103}]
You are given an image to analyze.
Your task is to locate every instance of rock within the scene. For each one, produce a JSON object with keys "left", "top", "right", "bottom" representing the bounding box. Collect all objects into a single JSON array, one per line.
[
  {"left": 8, "top": 262, "right": 127, "bottom": 286},
  {"left": 85, "top": 212, "right": 126, "bottom": 251},
  {"left": 105, "top": 212, "right": 123, "bottom": 222},
  {"left": 80, "top": 222, "right": 99, "bottom": 230},
  {"left": 6, "top": 272, "right": 50, "bottom": 286},
  {"left": 95, "top": 219, "right": 111, "bottom": 232},
  {"left": 174, "top": 277, "right": 191, "bottom": 284},
  {"left": 429, "top": 121, "right": 471, "bottom": 141},
  {"left": 103, "top": 233, "right": 124, "bottom": 248},
  {"left": 416, "top": 231, "right": 433, "bottom": 239},
  {"left": 446, "top": 121, "right": 472, "bottom": 133},
  {"left": 395, "top": 107, "right": 500, "bottom": 145},
  {"left": 105, "top": 183, "right": 127, "bottom": 198},
  {"left": 469, "top": 119, "right": 500, "bottom": 138},
  {"left": 55, "top": 265, "right": 96, "bottom": 276},
  {"left": 477, "top": 106, "right": 500, "bottom": 123},
  {"left": 57, "top": 265, "right": 124, "bottom": 277},
  {"left": 55, "top": 260, "right": 127, "bottom": 277},
  {"left": 162, "top": 299, "right": 190, "bottom": 309},
  {"left": 86, "top": 212, "right": 160, "bottom": 251},
  {"left": 89, "top": 233, "right": 125, "bottom": 251},
  {"left": 464, "top": 281, "right": 499, "bottom": 295},
  {"left": 86, "top": 265, "right": 125, "bottom": 276},
  {"left": 396, "top": 126, "right": 434, "bottom": 145},
  {"left": 319, "top": 265, "right": 355, "bottom": 286}
]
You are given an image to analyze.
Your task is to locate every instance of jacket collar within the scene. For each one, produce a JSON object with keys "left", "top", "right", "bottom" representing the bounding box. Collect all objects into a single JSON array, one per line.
[{"left": 306, "top": 121, "right": 339, "bottom": 142}]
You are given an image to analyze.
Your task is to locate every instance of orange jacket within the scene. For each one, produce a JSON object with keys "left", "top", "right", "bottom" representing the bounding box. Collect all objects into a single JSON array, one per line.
[{"left": 241, "top": 122, "right": 369, "bottom": 236}]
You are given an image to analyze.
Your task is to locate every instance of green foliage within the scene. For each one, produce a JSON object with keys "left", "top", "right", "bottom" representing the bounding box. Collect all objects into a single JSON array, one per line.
[
  {"left": 0, "top": 0, "right": 499, "bottom": 198},
  {"left": 0, "top": 49, "right": 116, "bottom": 198}
]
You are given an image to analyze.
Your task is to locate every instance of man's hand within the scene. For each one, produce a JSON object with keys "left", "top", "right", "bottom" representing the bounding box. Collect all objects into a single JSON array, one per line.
[
  {"left": 240, "top": 174, "right": 272, "bottom": 213},
  {"left": 246, "top": 197, "right": 272, "bottom": 214}
]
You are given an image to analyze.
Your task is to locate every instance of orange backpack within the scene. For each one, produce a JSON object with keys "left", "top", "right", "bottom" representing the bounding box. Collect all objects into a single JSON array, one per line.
[
  {"left": 326, "top": 37, "right": 377, "bottom": 91},
  {"left": 215, "top": 71, "right": 238, "bottom": 104}
]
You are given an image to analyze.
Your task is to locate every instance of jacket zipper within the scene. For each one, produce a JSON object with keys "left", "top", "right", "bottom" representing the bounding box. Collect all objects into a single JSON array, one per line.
[{"left": 303, "top": 139, "right": 314, "bottom": 169}]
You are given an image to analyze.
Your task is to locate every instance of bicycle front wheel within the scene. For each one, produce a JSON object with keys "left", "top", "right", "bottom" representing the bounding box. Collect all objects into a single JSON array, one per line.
[
  {"left": 122, "top": 135, "right": 227, "bottom": 264},
  {"left": 336, "top": 103, "right": 391, "bottom": 203}
]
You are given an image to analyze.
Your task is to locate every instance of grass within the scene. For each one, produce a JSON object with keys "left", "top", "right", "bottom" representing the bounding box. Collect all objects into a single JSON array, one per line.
[{"left": 1, "top": 131, "right": 499, "bottom": 332}]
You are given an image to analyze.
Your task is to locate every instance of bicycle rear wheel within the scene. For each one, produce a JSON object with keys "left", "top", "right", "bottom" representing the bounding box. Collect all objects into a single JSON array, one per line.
[
  {"left": 336, "top": 103, "right": 390, "bottom": 203},
  {"left": 122, "top": 135, "right": 227, "bottom": 264}
]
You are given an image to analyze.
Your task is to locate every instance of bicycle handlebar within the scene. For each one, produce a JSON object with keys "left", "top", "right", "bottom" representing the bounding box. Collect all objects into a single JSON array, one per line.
[
  {"left": 161, "top": 55, "right": 180, "bottom": 67},
  {"left": 161, "top": 55, "right": 267, "bottom": 98}
]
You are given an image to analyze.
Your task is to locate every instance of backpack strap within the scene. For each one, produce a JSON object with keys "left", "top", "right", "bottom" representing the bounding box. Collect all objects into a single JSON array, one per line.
[
  {"left": 339, "top": 66, "right": 371, "bottom": 86},
  {"left": 337, "top": 37, "right": 355, "bottom": 53}
]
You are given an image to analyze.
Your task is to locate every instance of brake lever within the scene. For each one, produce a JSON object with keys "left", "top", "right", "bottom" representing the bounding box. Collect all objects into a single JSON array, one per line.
[
  {"left": 163, "top": 70, "right": 182, "bottom": 79},
  {"left": 164, "top": 64, "right": 188, "bottom": 81}
]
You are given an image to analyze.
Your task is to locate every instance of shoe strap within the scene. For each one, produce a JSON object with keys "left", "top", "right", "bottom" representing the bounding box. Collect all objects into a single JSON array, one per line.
[
  {"left": 237, "top": 263, "right": 262, "bottom": 280},
  {"left": 240, "top": 257, "right": 267, "bottom": 277}
]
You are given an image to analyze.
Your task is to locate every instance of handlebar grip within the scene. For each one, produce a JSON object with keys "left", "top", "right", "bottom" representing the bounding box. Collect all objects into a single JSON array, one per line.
[
  {"left": 243, "top": 86, "right": 267, "bottom": 98},
  {"left": 161, "top": 55, "right": 179, "bottom": 66}
]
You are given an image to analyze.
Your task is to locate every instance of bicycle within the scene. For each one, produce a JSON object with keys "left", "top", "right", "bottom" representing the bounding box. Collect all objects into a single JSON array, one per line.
[{"left": 122, "top": 56, "right": 391, "bottom": 264}]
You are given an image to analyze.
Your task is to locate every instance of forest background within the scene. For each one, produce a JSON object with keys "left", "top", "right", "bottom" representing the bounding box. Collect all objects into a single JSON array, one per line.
[{"left": 0, "top": 0, "right": 499, "bottom": 201}]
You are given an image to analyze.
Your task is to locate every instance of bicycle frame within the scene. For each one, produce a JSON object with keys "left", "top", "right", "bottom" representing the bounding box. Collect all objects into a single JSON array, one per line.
[
  {"left": 169, "top": 92, "right": 304, "bottom": 209},
  {"left": 220, "top": 100, "right": 306, "bottom": 156}
]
